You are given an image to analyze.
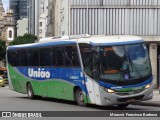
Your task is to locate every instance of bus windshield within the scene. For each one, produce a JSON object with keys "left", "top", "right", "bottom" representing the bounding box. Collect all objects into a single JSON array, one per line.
[
  {"left": 99, "top": 43, "right": 151, "bottom": 81},
  {"left": 80, "top": 43, "right": 152, "bottom": 85}
]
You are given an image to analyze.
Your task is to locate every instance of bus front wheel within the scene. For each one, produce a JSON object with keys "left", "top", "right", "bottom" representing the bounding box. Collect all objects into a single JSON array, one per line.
[
  {"left": 117, "top": 103, "right": 129, "bottom": 108},
  {"left": 27, "top": 83, "right": 35, "bottom": 99},
  {"left": 75, "top": 88, "right": 87, "bottom": 106}
]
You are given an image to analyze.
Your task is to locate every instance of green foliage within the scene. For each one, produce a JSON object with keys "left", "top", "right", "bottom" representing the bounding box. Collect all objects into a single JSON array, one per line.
[
  {"left": 0, "top": 39, "right": 6, "bottom": 61},
  {"left": 9, "top": 33, "right": 38, "bottom": 45}
]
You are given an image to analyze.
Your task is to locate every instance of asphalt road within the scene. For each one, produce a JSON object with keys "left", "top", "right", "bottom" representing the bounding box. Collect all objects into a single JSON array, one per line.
[{"left": 0, "top": 86, "right": 160, "bottom": 120}]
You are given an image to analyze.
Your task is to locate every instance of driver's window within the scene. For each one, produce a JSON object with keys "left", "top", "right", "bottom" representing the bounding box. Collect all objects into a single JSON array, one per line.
[
  {"left": 92, "top": 49, "right": 100, "bottom": 81},
  {"left": 79, "top": 44, "right": 93, "bottom": 77}
]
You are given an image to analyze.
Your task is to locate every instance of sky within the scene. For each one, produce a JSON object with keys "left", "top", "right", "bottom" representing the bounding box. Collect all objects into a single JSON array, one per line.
[{"left": 2, "top": 0, "right": 9, "bottom": 11}]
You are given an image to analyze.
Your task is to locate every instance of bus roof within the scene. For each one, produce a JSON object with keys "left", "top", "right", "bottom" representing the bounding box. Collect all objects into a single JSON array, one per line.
[
  {"left": 77, "top": 35, "right": 143, "bottom": 46},
  {"left": 7, "top": 35, "right": 144, "bottom": 50}
]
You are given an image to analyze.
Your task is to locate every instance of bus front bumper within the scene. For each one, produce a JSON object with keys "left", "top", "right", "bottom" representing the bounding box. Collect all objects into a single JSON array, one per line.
[{"left": 99, "top": 84, "right": 153, "bottom": 106}]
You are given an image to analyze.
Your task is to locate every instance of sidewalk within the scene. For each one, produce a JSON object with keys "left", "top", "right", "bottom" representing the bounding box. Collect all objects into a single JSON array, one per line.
[{"left": 133, "top": 89, "right": 160, "bottom": 107}]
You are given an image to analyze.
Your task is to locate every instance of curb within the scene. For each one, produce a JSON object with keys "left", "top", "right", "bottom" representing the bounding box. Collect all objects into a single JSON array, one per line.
[{"left": 132, "top": 101, "right": 160, "bottom": 107}]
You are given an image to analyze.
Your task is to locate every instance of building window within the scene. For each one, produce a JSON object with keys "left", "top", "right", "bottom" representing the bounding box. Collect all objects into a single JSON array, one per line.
[
  {"left": 40, "top": 22, "right": 42, "bottom": 26},
  {"left": 39, "top": 29, "right": 42, "bottom": 33},
  {"left": 9, "top": 30, "right": 12, "bottom": 38}
]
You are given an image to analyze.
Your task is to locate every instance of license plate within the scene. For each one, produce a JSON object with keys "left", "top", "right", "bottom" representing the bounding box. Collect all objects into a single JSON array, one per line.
[{"left": 127, "top": 99, "right": 135, "bottom": 103}]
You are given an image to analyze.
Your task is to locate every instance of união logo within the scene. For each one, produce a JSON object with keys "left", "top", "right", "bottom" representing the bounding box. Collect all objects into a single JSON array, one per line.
[{"left": 28, "top": 68, "right": 51, "bottom": 79}]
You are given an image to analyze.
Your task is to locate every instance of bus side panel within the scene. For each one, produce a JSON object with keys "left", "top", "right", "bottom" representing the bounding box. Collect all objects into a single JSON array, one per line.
[
  {"left": 31, "top": 81, "right": 48, "bottom": 97},
  {"left": 8, "top": 65, "right": 88, "bottom": 102},
  {"left": 31, "top": 79, "right": 75, "bottom": 100},
  {"left": 8, "top": 64, "right": 28, "bottom": 94},
  {"left": 85, "top": 76, "right": 101, "bottom": 105},
  {"left": 47, "top": 80, "right": 75, "bottom": 100},
  {"left": 46, "top": 67, "right": 89, "bottom": 103},
  {"left": 55, "top": 68, "right": 84, "bottom": 101}
]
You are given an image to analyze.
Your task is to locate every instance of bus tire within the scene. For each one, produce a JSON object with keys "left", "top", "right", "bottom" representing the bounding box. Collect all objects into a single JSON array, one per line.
[
  {"left": 75, "top": 88, "right": 87, "bottom": 106},
  {"left": 117, "top": 103, "right": 129, "bottom": 108},
  {"left": 27, "top": 83, "right": 35, "bottom": 99}
]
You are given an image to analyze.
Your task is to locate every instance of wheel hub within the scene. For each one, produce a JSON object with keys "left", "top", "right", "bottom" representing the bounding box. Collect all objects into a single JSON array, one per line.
[{"left": 78, "top": 92, "right": 84, "bottom": 102}]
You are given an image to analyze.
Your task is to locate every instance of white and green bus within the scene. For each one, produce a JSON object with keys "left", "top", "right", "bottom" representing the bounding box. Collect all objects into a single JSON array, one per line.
[{"left": 7, "top": 35, "right": 153, "bottom": 107}]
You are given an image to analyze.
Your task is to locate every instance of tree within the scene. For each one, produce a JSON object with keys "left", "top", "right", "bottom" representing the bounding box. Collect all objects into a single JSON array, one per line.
[
  {"left": 0, "top": 39, "right": 6, "bottom": 61},
  {"left": 9, "top": 33, "right": 38, "bottom": 45}
]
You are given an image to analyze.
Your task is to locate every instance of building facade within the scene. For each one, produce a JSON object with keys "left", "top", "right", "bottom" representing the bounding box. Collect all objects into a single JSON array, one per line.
[
  {"left": 39, "top": 0, "right": 49, "bottom": 39},
  {"left": 16, "top": 18, "right": 28, "bottom": 36},
  {"left": 47, "top": 0, "right": 69, "bottom": 37},
  {"left": 0, "top": 0, "right": 4, "bottom": 34},
  {"left": 46, "top": 0, "right": 54, "bottom": 37},
  {"left": 9, "top": 0, "right": 27, "bottom": 20},
  {"left": 1, "top": 9, "right": 15, "bottom": 43},
  {"left": 27, "top": 0, "right": 40, "bottom": 37}
]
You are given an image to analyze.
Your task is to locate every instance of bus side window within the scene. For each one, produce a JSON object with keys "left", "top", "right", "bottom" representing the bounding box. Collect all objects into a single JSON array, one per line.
[
  {"left": 13, "top": 50, "right": 21, "bottom": 66},
  {"left": 92, "top": 51, "right": 100, "bottom": 81},
  {"left": 40, "top": 48, "right": 52, "bottom": 66},
  {"left": 29, "top": 49, "right": 39, "bottom": 66},
  {"left": 52, "top": 47, "right": 65, "bottom": 67},
  {"left": 21, "top": 50, "right": 29, "bottom": 66},
  {"left": 83, "top": 52, "right": 93, "bottom": 77},
  {"left": 64, "top": 45, "right": 80, "bottom": 67},
  {"left": 80, "top": 45, "right": 93, "bottom": 77},
  {"left": 7, "top": 51, "right": 14, "bottom": 66}
]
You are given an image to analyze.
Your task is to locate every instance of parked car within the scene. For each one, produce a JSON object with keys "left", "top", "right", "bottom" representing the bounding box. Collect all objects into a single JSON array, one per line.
[
  {"left": 0, "top": 76, "right": 5, "bottom": 87},
  {"left": 3, "top": 71, "right": 8, "bottom": 84},
  {"left": 0, "top": 68, "right": 8, "bottom": 84}
]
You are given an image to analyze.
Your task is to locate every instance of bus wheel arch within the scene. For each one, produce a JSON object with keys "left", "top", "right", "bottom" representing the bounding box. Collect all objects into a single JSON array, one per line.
[{"left": 74, "top": 86, "right": 87, "bottom": 106}]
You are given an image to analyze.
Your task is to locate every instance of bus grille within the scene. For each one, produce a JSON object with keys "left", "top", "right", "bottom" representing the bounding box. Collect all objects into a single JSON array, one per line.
[
  {"left": 115, "top": 89, "right": 144, "bottom": 96},
  {"left": 117, "top": 95, "right": 144, "bottom": 102}
]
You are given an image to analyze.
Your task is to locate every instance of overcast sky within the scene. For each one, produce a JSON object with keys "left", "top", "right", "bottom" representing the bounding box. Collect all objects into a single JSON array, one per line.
[{"left": 2, "top": 0, "right": 9, "bottom": 11}]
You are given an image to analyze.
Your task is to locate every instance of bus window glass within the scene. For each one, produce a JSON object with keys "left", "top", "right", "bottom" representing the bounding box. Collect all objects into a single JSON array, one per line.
[
  {"left": 21, "top": 50, "right": 28, "bottom": 66},
  {"left": 100, "top": 47, "right": 123, "bottom": 74},
  {"left": 14, "top": 50, "right": 21, "bottom": 66},
  {"left": 29, "top": 49, "right": 39, "bottom": 66},
  {"left": 79, "top": 44, "right": 93, "bottom": 77},
  {"left": 52, "top": 47, "right": 65, "bottom": 67},
  {"left": 99, "top": 44, "right": 151, "bottom": 81},
  {"left": 64, "top": 46, "right": 80, "bottom": 67},
  {"left": 7, "top": 51, "right": 14, "bottom": 66},
  {"left": 40, "top": 48, "right": 51, "bottom": 66}
]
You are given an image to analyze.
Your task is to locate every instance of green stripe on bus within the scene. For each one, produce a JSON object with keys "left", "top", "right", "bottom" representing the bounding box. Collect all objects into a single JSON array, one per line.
[{"left": 8, "top": 64, "right": 91, "bottom": 103}]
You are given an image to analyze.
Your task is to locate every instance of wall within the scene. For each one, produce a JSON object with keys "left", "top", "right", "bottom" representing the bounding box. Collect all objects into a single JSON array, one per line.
[
  {"left": 70, "top": 0, "right": 160, "bottom": 35},
  {"left": 71, "top": 0, "right": 160, "bottom": 6}
]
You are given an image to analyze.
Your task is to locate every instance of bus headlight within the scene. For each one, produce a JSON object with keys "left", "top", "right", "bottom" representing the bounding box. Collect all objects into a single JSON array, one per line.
[
  {"left": 101, "top": 86, "right": 115, "bottom": 93},
  {"left": 107, "top": 89, "right": 115, "bottom": 93},
  {"left": 145, "top": 84, "right": 151, "bottom": 89}
]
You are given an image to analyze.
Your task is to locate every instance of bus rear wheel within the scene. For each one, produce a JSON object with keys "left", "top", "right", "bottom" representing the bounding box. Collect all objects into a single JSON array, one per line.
[
  {"left": 27, "top": 83, "right": 35, "bottom": 99},
  {"left": 75, "top": 88, "right": 87, "bottom": 106}
]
